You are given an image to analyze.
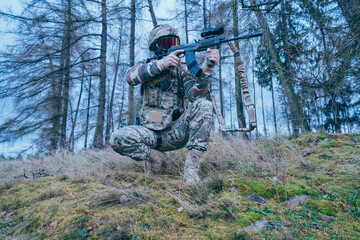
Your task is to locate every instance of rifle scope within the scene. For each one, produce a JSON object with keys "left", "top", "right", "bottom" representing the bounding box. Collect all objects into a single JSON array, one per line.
[{"left": 201, "top": 25, "right": 225, "bottom": 38}]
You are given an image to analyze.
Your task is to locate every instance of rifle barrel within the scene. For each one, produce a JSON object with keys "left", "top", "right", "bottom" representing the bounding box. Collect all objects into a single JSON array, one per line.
[{"left": 223, "top": 32, "right": 263, "bottom": 43}]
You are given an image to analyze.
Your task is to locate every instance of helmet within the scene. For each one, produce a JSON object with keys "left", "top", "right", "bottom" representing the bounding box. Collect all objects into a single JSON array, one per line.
[{"left": 148, "top": 24, "right": 179, "bottom": 51}]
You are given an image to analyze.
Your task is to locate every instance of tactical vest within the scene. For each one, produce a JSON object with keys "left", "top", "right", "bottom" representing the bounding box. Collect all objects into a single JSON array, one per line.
[{"left": 140, "top": 67, "right": 184, "bottom": 131}]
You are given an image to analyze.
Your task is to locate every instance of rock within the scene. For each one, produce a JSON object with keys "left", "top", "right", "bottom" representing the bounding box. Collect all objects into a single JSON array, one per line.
[
  {"left": 318, "top": 138, "right": 330, "bottom": 145},
  {"left": 245, "top": 217, "right": 268, "bottom": 231},
  {"left": 31, "top": 169, "right": 52, "bottom": 179},
  {"left": 318, "top": 154, "right": 332, "bottom": 159},
  {"left": 49, "top": 221, "right": 59, "bottom": 230},
  {"left": 246, "top": 193, "right": 269, "bottom": 204},
  {"left": 282, "top": 195, "right": 311, "bottom": 207},
  {"left": 320, "top": 215, "right": 335, "bottom": 223},
  {"left": 272, "top": 175, "right": 287, "bottom": 184},
  {"left": 0, "top": 211, "right": 6, "bottom": 218},
  {"left": 120, "top": 194, "right": 128, "bottom": 203},
  {"left": 92, "top": 227, "right": 99, "bottom": 234},
  {"left": 312, "top": 222, "right": 323, "bottom": 228},
  {"left": 326, "top": 134, "right": 338, "bottom": 139},
  {"left": 303, "top": 151, "right": 316, "bottom": 157},
  {"left": 351, "top": 137, "right": 358, "bottom": 143},
  {"left": 310, "top": 136, "right": 320, "bottom": 143}
]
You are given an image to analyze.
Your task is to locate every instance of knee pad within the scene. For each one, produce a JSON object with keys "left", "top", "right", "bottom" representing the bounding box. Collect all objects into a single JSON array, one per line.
[
  {"left": 196, "top": 98, "right": 213, "bottom": 116},
  {"left": 110, "top": 128, "right": 137, "bottom": 154}
]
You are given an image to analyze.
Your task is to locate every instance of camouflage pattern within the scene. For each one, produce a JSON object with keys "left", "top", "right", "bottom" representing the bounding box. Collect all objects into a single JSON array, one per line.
[
  {"left": 183, "top": 149, "right": 203, "bottom": 184},
  {"left": 126, "top": 60, "right": 211, "bottom": 105},
  {"left": 145, "top": 149, "right": 168, "bottom": 175},
  {"left": 125, "top": 56, "right": 211, "bottom": 131},
  {"left": 112, "top": 27, "right": 214, "bottom": 168},
  {"left": 110, "top": 98, "right": 213, "bottom": 161},
  {"left": 148, "top": 24, "right": 179, "bottom": 51}
]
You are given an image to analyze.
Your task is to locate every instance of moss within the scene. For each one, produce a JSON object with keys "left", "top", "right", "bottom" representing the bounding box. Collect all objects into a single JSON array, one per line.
[
  {"left": 233, "top": 182, "right": 252, "bottom": 195},
  {"left": 237, "top": 211, "right": 263, "bottom": 227},
  {"left": 320, "top": 139, "right": 340, "bottom": 149},
  {"left": 234, "top": 178, "right": 318, "bottom": 202},
  {"left": 311, "top": 176, "right": 334, "bottom": 186},
  {"left": 308, "top": 200, "right": 339, "bottom": 216}
]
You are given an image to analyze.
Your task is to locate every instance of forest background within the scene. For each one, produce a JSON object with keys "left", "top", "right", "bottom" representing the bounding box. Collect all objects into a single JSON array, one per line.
[{"left": 0, "top": 0, "right": 359, "bottom": 158}]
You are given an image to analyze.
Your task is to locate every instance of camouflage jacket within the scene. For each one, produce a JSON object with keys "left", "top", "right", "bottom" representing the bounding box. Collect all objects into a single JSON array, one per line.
[{"left": 126, "top": 59, "right": 212, "bottom": 131}]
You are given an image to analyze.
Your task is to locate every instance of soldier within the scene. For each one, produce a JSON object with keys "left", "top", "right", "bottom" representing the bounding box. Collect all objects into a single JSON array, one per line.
[{"left": 110, "top": 24, "right": 219, "bottom": 185}]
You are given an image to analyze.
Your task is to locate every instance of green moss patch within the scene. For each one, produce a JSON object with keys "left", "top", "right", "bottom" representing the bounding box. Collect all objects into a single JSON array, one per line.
[{"left": 308, "top": 199, "right": 339, "bottom": 216}]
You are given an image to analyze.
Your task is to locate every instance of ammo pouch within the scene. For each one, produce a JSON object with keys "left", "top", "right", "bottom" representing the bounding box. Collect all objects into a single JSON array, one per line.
[
  {"left": 140, "top": 107, "right": 173, "bottom": 131},
  {"left": 140, "top": 77, "right": 175, "bottom": 131},
  {"left": 140, "top": 67, "right": 184, "bottom": 131}
]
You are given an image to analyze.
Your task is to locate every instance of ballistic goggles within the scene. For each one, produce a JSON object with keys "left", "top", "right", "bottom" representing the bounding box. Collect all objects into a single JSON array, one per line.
[{"left": 155, "top": 35, "right": 180, "bottom": 51}]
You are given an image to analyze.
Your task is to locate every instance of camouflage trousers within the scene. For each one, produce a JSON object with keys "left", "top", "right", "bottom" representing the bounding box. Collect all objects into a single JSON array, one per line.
[{"left": 110, "top": 98, "right": 213, "bottom": 161}]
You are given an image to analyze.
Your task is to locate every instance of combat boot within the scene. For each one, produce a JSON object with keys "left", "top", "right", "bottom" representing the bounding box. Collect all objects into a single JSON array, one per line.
[
  {"left": 145, "top": 149, "right": 168, "bottom": 176},
  {"left": 182, "top": 149, "right": 204, "bottom": 185}
]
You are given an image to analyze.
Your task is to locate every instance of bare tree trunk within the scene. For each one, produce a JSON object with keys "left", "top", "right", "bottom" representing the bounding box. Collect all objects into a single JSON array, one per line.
[
  {"left": 230, "top": 92, "right": 233, "bottom": 128},
  {"left": 261, "top": 85, "right": 267, "bottom": 136},
  {"left": 249, "top": 0, "right": 309, "bottom": 134},
  {"left": 147, "top": 0, "right": 157, "bottom": 26},
  {"left": 218, "top": 53, "right": 224, "bottom": 117},
  {"left": 85, "top": 74, "right": 92, "bottom": 149},
  {"left": 60, "top": 0, "right": 72, "bottom": 149},
  {"left": 106, "top": 23, "right": 123, "bottom": 143},
  {"left": 127, "top": 0, "right": 136, "bottom": 125},
  {"left": 184, "top": 0, "right": 189, "bottom": 44},
  {"left": 281, "top": 0, "right": 299, "bottom": 133},
  {"left": 49, "top": 54, "right": 62, "bottom": 151},
  {"left": 252, "top": 50, "right": 258, "bottom": 137},
  {"left": 93, "top": 0, "right": 107, "bottom": 148},
  {"left": 271, "top": 77, "right": 277, "bottom": 134},
  {"left": 203, "top": 0, "right": 207, "bottom": 29},
  {"left": 233, "top": 0, "right": 246, "bottom": 129},
  {"left": 69, "top": 65, "right": 85, "bottom": 151},
  {"left": 118, "top": 79, "right": 126, "bottom": 129}
]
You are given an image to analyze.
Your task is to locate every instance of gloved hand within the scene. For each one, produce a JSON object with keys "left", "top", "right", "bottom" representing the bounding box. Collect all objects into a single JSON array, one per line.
[
  {"left": 202, "top": 48, "right": 220, "bottom": 76},
  {"left": 156, "top": 49, "right": 184, "bottom": 71}
]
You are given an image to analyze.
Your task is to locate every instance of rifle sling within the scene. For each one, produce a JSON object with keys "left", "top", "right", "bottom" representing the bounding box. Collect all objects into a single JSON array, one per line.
[{"left": 210, "top": 42, "right": 257, "bottom": 132}]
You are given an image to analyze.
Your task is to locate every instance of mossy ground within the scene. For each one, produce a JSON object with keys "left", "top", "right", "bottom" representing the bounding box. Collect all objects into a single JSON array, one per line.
[{"left": 0, "top": 134, "right": 359, "bottom": 239}]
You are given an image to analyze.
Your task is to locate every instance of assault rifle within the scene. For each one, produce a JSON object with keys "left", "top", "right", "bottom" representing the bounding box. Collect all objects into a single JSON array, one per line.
[{"left": 146, "top": 25, "right": 262, "bottom": 78}]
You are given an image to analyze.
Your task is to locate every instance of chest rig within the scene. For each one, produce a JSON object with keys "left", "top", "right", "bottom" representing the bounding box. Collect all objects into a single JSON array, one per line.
[{"left": 140, "top": 67, "right": 184, "bottom": 131}]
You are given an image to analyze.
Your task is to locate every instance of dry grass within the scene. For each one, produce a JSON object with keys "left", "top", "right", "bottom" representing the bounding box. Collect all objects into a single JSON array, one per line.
[
  {"left": 0, "top": 134, "right": 295, "bottom": 188},
  {"left": 0, "top": 147, "right": 135, "bottom": 189}
]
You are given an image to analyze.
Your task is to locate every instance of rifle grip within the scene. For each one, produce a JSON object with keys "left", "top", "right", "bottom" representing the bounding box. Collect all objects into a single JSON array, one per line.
[{"left": 207, "top": 59, "right": 215, "bottom": 68}]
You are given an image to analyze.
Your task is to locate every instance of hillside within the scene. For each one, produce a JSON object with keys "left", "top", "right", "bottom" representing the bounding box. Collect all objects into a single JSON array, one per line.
[{"left": 0, "top": 133, "right": 359, "bottom": 239}]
